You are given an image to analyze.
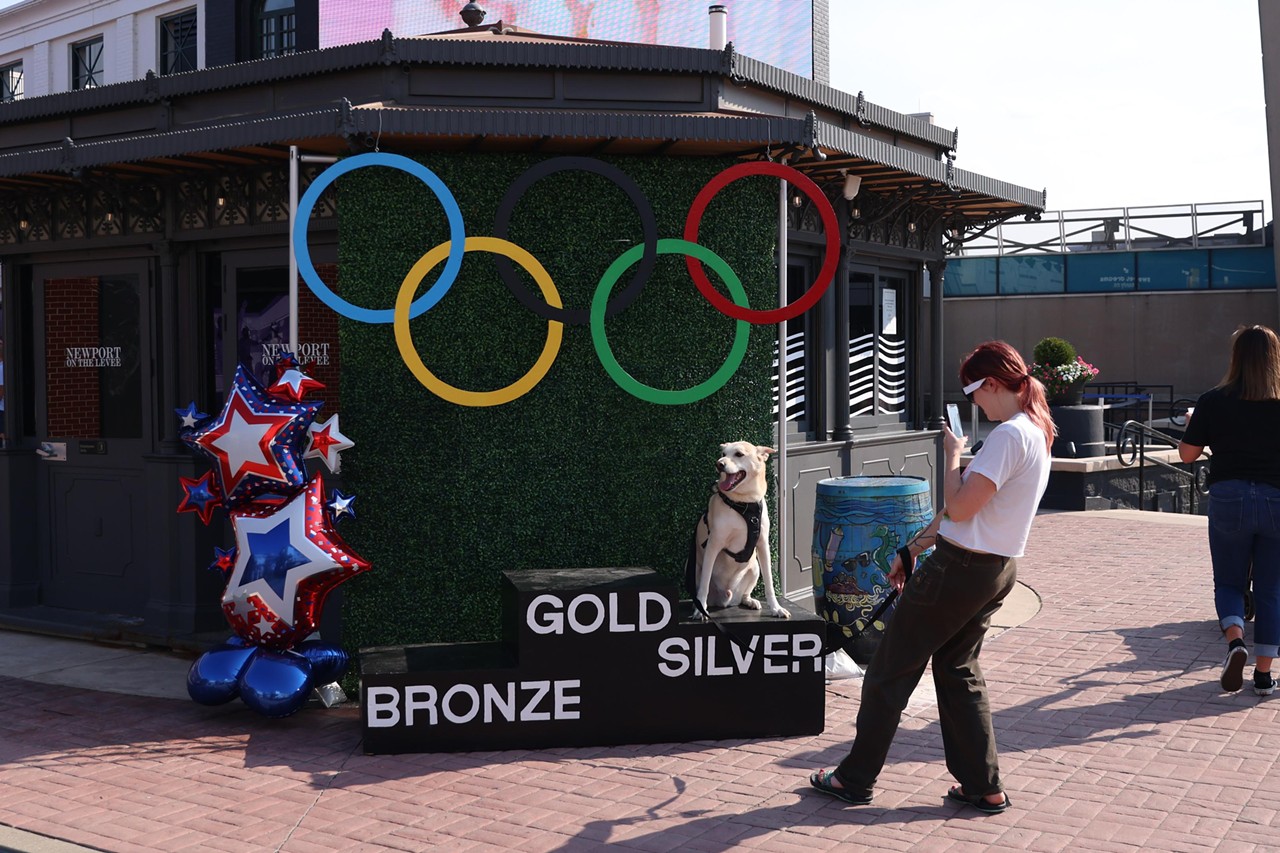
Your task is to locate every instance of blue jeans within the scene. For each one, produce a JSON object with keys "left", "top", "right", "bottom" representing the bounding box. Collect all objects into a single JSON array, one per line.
[{"left": 1208, "top": 480, "right": 1280, "bottom": 658}]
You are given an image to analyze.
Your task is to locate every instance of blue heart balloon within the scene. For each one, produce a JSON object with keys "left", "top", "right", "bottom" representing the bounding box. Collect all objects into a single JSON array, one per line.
[
  {"left": 187, "top": 643, "right": 258, "bottom": 705},
  {"left": 296, "top": 640, "right": 350, "bottom": 685},
  {"left": 239, "top": 649, "right": 314, "bottom": 718}
]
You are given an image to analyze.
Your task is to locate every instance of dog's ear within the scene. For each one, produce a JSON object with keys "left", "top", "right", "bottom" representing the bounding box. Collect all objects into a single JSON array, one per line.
[{"left": 758, "top": 446, "right": 776, "bottom": 460}]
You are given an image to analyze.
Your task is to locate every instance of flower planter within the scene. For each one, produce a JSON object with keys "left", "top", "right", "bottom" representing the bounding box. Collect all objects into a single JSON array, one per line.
[{"left": 1048, "top": 377, "right": 1089, "bottom": 407}]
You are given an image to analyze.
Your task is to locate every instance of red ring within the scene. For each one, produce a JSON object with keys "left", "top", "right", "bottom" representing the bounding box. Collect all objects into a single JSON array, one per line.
[{"left": 683, "top": 161, "right": 839, "bottom": 325}]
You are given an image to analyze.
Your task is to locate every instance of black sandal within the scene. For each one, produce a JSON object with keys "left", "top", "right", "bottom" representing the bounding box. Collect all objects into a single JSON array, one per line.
[
  {"left": 947, "top": 786, "right": 1010, "bottom": 814},
  {"left": 808, "top": 769, "right": 873, "bottom": 805}
]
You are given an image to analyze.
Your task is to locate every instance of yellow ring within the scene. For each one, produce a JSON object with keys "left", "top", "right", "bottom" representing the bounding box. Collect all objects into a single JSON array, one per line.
[{"left": 393, "top": 237, "right": 564, "bottom": 407}]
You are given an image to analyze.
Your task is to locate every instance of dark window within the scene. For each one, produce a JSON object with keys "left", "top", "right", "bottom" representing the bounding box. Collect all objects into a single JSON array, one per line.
[
  {"left": 0, "top": 61, "right": 22, "bottom": 102},
  {"left": 71, "top": 37, "right": 104, "bottom": 90},
  {"left": 160, "top": 10, "right": 198, "bottom": 75},
  {"left": 254, "top": 0, "right": 296, "bottom": 59},
  {"left": 98, "top": 276, "right": 143, "bottom": 439}
]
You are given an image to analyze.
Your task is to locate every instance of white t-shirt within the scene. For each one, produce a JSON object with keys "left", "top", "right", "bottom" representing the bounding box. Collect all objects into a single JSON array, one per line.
[{"left": 938, "top": 412, "right": 1050, "bottom": 558}]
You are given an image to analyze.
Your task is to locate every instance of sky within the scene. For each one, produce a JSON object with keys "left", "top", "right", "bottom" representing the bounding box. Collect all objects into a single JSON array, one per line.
[{"left": 827, "top": 0, "right": 1270, "bottom": 214}]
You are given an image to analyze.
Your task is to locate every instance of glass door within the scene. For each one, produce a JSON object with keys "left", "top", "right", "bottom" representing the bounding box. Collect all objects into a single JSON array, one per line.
[
  {"left": 203, "top": 250, "right": 291, "bottom": 406},
  {"left": 848, "top": 265, "right": 913, "bottom": 424},
  {"left": 31, "top": 260, "right": 153, "bottom": 612}
]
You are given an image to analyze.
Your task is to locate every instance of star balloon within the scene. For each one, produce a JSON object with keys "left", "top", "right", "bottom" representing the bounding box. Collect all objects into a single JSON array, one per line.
[
  {"left": 305, "top": 415, "right": 354, "bottom": 474},
  {"left": 221, "top": 474, "right": 370, "bottom": 649},
  {"left": 270, "top": 366, "right": 325, "bottom": 404},
  {"left": 174, "top": 401, "right": 210, "bottom": 432},
  {"left": 272, "top": 352, "right": 300, "bottom": 382},
  {"left": 177, "top": 470, "right": 224, "bottom": 526},
  {"left": 208, "top": 546, "right": 237, "bottom": 580},
  {"left": 327, "top": 489, "right": 356, "bottom": 524},
  {"left": 182, "top": 364, "right": 320, "bottom": 509}
]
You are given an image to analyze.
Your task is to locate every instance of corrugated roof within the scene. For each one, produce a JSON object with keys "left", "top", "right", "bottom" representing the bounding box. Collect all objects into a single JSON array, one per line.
[
  {"left": 0, "top": 28, "right": 1043, "bottom": 216},
  {"left": 0, "top": 32, "right": 952, "bottom": 150},
  {"left": 0, "top": 104, "right": 1041, "bottom": 211},
  {"left": 0, "top": 108, "right": 345, "bottom": 173}
]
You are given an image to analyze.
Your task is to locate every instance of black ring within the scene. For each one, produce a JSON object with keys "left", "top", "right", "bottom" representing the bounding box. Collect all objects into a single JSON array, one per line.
[{"left": 493, "top": 157, "right": 658, "bottom": 325}]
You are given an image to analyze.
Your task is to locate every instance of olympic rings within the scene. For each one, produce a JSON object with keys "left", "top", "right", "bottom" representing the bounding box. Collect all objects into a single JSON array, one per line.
[
  {"left": 294, "top": 153, "right": 844, "bottom": 407},
  {"left": 493, "top": 157, "right": 658, "bottom": 325},
  {"left": 294, "top": 152, "right": 466, "bottom": 324},
  {"left": 393, "top": 237, "right": 564, "bottom": 407},
  {"left": 683, "top": 161, "right": 839, "bottom": 324},
  {"left": 591, "top": 239, "right": 750, "bottom": 406}
]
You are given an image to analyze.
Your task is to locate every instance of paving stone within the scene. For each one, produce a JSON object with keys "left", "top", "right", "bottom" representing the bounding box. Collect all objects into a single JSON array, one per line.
[{"left": 2, "top": 512, "right": 1277, "bottom": 852}]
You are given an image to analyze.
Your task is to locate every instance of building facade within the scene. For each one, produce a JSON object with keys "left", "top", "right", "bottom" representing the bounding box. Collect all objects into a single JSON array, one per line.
[{"left": 0, "top": 0, "right": 1043, "bottom": 647}]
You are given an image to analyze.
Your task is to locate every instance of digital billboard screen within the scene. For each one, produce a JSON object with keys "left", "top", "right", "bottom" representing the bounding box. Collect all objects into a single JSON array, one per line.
[{"left": 320, "top": 0, "right": 820, "bottom": 79}]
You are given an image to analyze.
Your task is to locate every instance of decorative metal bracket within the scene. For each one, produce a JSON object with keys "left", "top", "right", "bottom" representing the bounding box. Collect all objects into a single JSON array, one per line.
[
  {"left": 58, "top": 137, "right": 76, "bottom": 173},
  {"left": 339, "top": 98, "right": 357, "bottom": 140},
  {"left": 143, "top": 69, "right": 161, "bottom": 103},
  {"left": 722, "top": 43, "right": 741, "bottom": 83},
  {"left": 379, "top": 28, "right": 398, "bottom": 65}
]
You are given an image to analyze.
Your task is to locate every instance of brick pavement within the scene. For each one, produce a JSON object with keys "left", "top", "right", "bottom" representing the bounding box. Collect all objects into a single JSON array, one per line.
[{"left": 0, "top": 510, "right": 1272, "bottom": 852}]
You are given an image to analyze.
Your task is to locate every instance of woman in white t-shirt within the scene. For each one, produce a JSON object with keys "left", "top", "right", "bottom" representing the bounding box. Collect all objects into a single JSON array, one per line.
[{"left": 809, "top": 340, "right": 1054, "bottom": 815}]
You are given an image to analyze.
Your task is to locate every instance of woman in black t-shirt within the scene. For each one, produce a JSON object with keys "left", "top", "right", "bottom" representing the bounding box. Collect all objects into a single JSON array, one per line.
[{"left": 1180, "top": 325, "right": 1280, "bottom": 696}]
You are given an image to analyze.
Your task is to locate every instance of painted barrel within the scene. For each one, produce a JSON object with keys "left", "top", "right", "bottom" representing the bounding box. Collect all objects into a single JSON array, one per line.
[{"left": 812, "top": 475, "right": 933, "bottom": 663}]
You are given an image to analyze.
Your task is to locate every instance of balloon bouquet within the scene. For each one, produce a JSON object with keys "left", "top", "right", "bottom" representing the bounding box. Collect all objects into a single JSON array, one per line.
[{"left": 174, "top": 354, "right": 369, "bottom": 717}]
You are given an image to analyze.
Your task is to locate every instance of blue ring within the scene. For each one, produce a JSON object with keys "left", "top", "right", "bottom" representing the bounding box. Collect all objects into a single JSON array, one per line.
[{"left": 292, "top": 153, "right": 466, "bottom": 324}]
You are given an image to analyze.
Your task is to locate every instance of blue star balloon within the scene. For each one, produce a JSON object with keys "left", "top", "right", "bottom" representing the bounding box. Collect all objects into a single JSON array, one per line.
[
  {"left": 174, "top": 401, "right": 210, "bottom": 432},
  {"left": 207, "top": 546, "right": 237, "bottom": 580},
  {"left": 327, "top": 489, "right": 356, "bottom": 524}
]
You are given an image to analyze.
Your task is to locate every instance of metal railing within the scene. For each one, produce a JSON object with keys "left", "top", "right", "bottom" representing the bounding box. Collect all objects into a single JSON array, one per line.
[
  {"left": 956, "top": 200, "right": 1265, "bottom": 257},
  {"left": 1114, "top": 420, "right": 1208, "bottom": 513}
]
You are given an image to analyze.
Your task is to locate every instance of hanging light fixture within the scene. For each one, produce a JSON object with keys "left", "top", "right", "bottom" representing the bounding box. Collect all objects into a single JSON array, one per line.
[{"left": 841, "top": 169, "right": 862, "bottom": 201}]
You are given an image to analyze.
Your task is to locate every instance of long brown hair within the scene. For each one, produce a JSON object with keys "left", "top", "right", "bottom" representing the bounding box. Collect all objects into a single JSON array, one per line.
[
  {"left": 959, "top": 340, "right": 1056, "bottom": 452},
  {"left": 1217, "top": 325, "right": 1280, "bottom": 401}
]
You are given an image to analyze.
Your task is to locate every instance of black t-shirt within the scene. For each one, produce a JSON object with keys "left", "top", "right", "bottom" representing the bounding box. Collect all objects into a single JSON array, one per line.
[{"left": 1182, "top": 386, "right": 1280, "bottom": 488}]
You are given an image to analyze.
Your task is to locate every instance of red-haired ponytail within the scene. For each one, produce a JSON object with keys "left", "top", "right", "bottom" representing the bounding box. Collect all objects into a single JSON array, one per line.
[{"left": 959, "top": 341, "right": 1056, "bottom": 453}]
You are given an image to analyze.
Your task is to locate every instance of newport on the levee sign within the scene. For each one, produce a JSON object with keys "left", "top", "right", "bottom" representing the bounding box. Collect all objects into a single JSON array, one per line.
[{"left": 359, "top": 567, "right": 826, "bottom": 754}]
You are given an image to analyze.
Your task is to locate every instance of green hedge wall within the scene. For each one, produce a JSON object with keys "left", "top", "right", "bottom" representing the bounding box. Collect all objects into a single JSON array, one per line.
[{"left": 336, "top": 152, "right": 777, "bottom": 653}]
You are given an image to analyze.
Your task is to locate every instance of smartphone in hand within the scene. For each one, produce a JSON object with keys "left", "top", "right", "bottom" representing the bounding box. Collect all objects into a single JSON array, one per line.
[{"left": 946, "top": 403, "right": 964, "bottom": 438}]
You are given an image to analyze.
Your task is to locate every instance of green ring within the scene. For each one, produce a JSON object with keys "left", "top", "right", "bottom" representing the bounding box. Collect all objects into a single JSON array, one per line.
[{"left": 591, "top": 238, "right": 750, "bottom": 405}]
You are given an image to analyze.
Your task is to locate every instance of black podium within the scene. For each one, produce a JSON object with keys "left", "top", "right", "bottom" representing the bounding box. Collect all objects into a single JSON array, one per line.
[{"left": 359, "top": 567, "right": 826, "bottom": 754}]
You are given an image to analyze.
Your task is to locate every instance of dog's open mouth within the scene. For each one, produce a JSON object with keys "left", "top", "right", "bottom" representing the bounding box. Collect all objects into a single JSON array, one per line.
[{"left": 718, "top": 471, "right": 746, "bottom": 492}]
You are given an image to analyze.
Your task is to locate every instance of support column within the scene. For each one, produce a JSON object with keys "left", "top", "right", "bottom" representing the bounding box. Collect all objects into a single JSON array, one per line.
[
  {"left": 830, "top": 200, "right": 853, "bottom": 441},
  {"left": 155, "top": 240, "right": 182, "bottom": 452},
  {"left": 926, "top": 258, "right": 947, "bottom": 430}
]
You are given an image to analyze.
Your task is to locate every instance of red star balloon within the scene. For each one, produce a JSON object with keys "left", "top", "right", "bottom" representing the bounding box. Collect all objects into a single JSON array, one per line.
[
  {"left": 183, "top": 364, "right": 319, "bottom": 509},
  {"left": 270, "top": 366, "right": 325, "bottom": 404},
  {"left": 177, "top": 470, "right": 224, "bottom": 525},
  {"left": 221, "top": 473, "right": 371, "bottom": 649}
]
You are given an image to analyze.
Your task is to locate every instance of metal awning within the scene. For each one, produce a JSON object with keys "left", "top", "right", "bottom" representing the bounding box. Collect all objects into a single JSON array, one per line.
[{"left": 0, "top": 30, "right": 1045, "bottom": 227}]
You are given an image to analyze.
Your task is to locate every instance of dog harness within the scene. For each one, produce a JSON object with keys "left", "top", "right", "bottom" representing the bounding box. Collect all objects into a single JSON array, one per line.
[{"left": 700, "top": 492, "right": 763, "bottom": 563}]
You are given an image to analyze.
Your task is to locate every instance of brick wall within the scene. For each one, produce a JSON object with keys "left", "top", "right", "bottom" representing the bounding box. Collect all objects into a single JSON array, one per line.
[
  {"left": 298, "top": 262, "right": 341, "bottom": 413},
  {"left": 44, "top": 278, "right": 101, "bottom": 438}
]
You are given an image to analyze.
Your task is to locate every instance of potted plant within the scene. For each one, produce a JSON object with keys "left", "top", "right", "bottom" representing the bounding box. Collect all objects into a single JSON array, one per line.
[{"left": 1030, "top": 337, "right": 1099, "bottom": 406}]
